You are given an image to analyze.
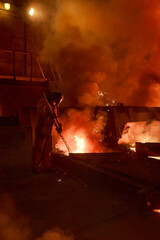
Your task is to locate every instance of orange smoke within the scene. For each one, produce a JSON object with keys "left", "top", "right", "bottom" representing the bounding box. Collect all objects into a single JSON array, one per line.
[
  {"left": 39, "top": 0, "right": 160, "bottom": 152},
  {"left": 40, "top": 0, "right": 160, "bottom": 107}
]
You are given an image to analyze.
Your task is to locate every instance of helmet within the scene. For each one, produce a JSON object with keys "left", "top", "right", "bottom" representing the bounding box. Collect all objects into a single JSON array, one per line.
[{"left": 46, "top": 92, "right": 63, "bottom": 106}]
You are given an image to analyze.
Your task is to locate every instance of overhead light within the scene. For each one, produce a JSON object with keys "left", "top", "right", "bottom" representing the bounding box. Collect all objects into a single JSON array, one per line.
[
  {"left": 4, "top": 3, "right": 10, "bottom": 10},
  {"left": 29, "top": 8, "right": 34, "bottom": 16}
]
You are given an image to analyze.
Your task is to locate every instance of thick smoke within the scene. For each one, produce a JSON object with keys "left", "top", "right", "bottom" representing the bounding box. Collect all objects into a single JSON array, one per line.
[
  {"left": 35, "top": 229, "right": 74, "bottom": 240},
  {"left": 0, "top": 194, "right": 30, "bottom": 240},
  {"left": 39, "top": 0, "right": 160, "bottom": 107},
  {"left": 118, "top": 121, "right": 160, "bottom": 144},
  {"left": 0, "top": 194, "right": 74, "bottom": 240}
]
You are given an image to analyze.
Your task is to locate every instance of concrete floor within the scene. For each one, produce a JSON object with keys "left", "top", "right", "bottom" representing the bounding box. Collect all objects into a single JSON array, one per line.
[{"left": 0, "top": 168, "right": 160, "bottom": 240}]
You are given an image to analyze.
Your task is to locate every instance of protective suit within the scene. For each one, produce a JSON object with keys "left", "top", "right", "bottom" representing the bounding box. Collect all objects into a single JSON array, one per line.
[{"left": 32, "top": 92, "right": 63, "bottom": 174}]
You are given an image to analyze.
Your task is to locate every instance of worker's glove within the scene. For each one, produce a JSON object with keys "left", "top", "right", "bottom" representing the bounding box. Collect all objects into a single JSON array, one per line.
[{"left": 56, "top": 123, "right": 62, "bottom": 134}]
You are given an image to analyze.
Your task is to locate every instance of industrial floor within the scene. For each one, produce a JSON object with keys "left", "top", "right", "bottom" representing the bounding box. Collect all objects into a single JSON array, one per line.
[{"left": 0, "top": 168, "right": 160, "bottom": 240}]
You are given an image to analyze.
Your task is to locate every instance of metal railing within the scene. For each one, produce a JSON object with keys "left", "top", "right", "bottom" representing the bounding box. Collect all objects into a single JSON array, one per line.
[
  {"left": 0, "top": 49, "right": 64, "bottom": 87},
  {"left": 0, "top": 49, "right": 47, "bottom": 82}
]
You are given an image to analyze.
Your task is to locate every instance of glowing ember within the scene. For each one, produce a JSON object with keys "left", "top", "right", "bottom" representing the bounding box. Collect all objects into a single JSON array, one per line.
[
  {"left": 97, "top": 90, "right": 104, "bottom": 98},
  {"left": 57, "top": 178, "right": 62, "bottom": 182},
  {"left": 129, "top": 143, "right": 136, "bottom": 152}
]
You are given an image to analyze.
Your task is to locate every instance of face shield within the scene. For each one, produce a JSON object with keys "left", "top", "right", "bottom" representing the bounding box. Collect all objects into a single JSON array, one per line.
[{"left": 47, "top": 92, "right": 64, "bottom": 106}]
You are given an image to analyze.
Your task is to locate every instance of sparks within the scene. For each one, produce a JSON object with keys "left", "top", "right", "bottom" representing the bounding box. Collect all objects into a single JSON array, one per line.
[
  {"left": 97, "top": 90, "right": 104, "bottom": 99},
  {"left": 129, "top": 143, "right": 136, "bottom": 152}
]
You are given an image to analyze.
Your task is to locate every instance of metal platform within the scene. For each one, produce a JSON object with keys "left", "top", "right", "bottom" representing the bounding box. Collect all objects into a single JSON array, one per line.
[{"left": 52, "top": 152, "right": 160, "bottom": 195}]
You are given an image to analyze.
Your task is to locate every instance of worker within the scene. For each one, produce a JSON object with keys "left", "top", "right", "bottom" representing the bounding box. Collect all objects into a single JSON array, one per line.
[{"left": 32, "top": 91, "right": 63, "bottom": 174}]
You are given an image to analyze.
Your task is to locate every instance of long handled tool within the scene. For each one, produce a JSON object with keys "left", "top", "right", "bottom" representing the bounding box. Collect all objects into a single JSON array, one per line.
[{"left": 43, "top": 92, "right": 70, "bottom": 154}]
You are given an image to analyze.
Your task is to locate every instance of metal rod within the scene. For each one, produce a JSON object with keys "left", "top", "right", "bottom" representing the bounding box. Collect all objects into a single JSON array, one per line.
[
  {"left": 0, "top": 49, "right": 31, "bottom": 55},
  {"left": 30, "top": 54, "right": 32, "bottom": 82},
  {"left": 43, "top": 92, "right": 70, "bottom": 154},
  {"left": 12, "top": 51, "right": 16, "bottom": 81},
  {"left": 36, "top": 58, "right": 46, "bottom": 80},
  {"left": 59, "top": 133, "right": 70, "bottom": 154}
]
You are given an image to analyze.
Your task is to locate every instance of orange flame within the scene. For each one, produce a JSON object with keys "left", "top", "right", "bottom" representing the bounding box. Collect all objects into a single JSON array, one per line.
[
  {"left": 55, "top": 128, "right": 88, "bottom": 154},
  {"left": 55, "top": 126, "right": 104, "bottom": 154},
  {"left": 55, "top": 108, "right": 106, "bottom": 154},
  {"left": 74, "top": 135, "right": 85, "bottom": 153}
]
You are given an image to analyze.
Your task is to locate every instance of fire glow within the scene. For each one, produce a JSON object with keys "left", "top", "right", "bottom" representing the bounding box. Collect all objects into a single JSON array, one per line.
[
  {"left": 129, "top": 143, "right": 136, "bottom": 152},
  {"left": 74, "top": 135, "right": 85, "bottom": 153},
  {"left": 55, "top": 108, "right": 106, "bottom": 154},
  {"left": 55, "top": 126, "right": 105, "bottom": 154},
  {"left": 56, "top": 129, "right": 90, "bottom": 154}
]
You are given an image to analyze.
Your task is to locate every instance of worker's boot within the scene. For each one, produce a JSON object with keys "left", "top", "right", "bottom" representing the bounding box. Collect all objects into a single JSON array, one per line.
[
  {"left": 32, "top": 139, "right": 45, "bottom": 174},
  {"left": 41, "top": 135, "right": 53, "bottom": 173}
]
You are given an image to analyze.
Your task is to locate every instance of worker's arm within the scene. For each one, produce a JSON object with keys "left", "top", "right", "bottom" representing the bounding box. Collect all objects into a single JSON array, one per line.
[
  {"left": 43, "top": 92, "right": 62, "bottom": 133},
  {"left": 54, "top": 119, "right": 62, "bottom": 134},
  {"left": 47, "top": 105, "right": 62, "bottom": 133}
]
